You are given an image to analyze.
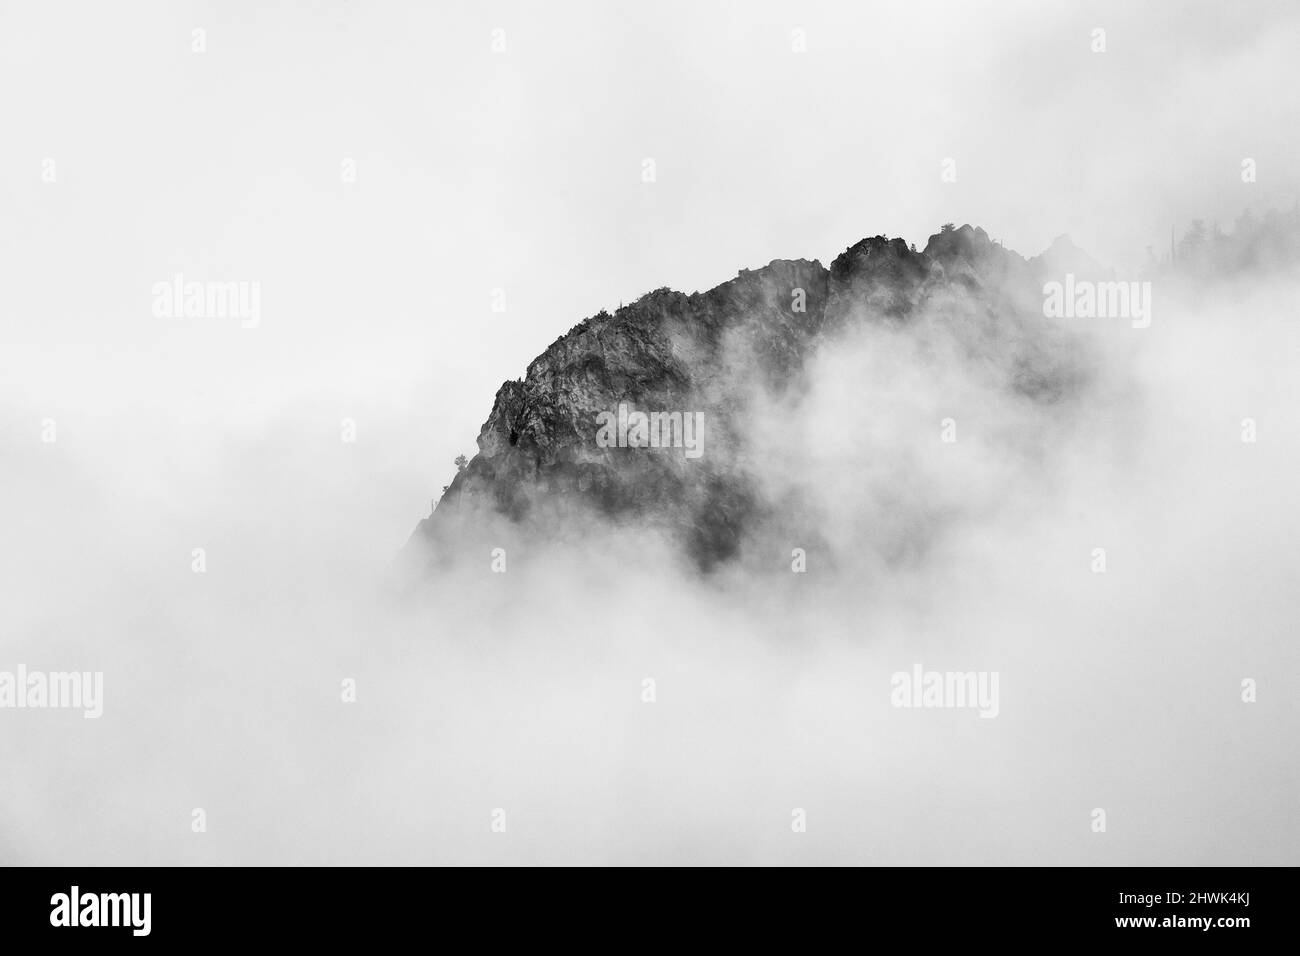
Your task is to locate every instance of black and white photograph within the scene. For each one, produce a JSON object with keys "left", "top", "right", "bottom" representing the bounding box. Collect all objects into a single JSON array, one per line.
[{"left": 0, "top": 0, "right": 1295, "bottom": 937}]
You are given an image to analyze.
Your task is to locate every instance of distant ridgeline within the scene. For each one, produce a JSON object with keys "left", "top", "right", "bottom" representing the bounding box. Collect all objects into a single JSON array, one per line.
[{"left": 1153, "top": 205, "right": 1300, "bottom": 277}]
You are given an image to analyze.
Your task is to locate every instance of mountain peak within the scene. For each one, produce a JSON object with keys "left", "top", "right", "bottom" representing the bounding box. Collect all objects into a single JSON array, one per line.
[
  {"left": 403, "top": 224, "right": 1095, "bottom": 574},
  {"left": 1027, "top": 233, "right": 1110, "bottom": 280}
]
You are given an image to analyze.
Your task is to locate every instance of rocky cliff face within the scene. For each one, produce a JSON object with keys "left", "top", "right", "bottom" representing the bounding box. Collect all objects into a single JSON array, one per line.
[{"left": 405, "top": 225, "right": 1096, "bottom": 573}]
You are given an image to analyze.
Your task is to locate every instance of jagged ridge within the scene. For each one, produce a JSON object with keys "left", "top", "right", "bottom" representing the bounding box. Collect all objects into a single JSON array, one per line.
[{"left": 406, "top": 225, "right": 1096, "bottom": 571}]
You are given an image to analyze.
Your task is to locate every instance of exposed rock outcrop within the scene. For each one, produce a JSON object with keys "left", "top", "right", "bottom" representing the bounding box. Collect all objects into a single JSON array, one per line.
[{"left": 405, "top": 225, "right": 1094, "bottom": 572}]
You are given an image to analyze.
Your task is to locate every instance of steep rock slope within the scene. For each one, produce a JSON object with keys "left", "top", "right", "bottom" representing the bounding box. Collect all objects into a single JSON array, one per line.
[{"left": 406, "top": 225, "right": 1092, "bottom": 571}]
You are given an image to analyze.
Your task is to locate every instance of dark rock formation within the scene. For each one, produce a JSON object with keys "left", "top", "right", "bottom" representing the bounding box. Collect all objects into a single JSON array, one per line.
[{"left": 405, "top": 224, "right": 1094, "bottom": 573}]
